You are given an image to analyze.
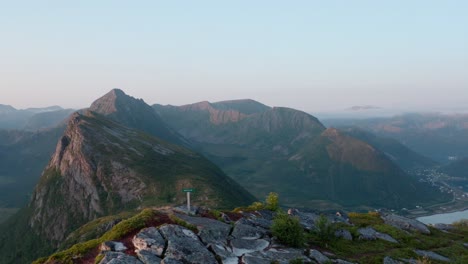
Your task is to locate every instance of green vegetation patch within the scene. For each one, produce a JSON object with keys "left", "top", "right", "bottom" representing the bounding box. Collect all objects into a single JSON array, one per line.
[{"left": 34, "top": 208, "right": 157, "bottom": 264}]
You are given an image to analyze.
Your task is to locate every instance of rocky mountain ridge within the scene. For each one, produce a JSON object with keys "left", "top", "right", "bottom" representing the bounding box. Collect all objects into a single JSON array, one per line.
[
  {"left": 29, "top": 110, "right": 254, "bottom": 244},
  {"left": 34, "top": 206, "right": 468, "bottom": 264},
  {"left": 155, "top": 102, "right": 449, "bottom": 209}
]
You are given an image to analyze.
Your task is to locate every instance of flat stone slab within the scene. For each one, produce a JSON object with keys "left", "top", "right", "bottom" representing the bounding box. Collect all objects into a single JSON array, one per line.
[
  {"left": 232, "top": 219, "right": 268, "bottom": 239},
  {"left": 383, "top": 256, "right": 405, "bottom": 264},
  {"left": 231, "top": 238, "right": 270, "bottom": 256},
  {"left": 247, "top": 248, "right": 310, "bottom": 264},
  {"left": 414, "top": 249, "right": 450, "bottom": 262},
  {"left": 99, "top": 252, "right": 143, "bottom": 264},
  {"left": 309, "top": 249, "right": 330, "bottom": 264},
  {"left": 381, "top": 214, "right": 430, "bottom": 234},
  {"left": 358, "top": 227, "right": 398, "bottom": 243},
  {"left": 210, "top": 244, "right": 238, "bottom": 264},
  {"left": 133, "top": 227, "right": 165, "bottom": 257},
  {"left": 242, "top": 255, "right": 273, "bottom": 264},
  {"left": 136, "top": 249, "right": 162, "bottom": 264},
  {"left": 159, "top": 224, "right": 217, "bottom": 264},
  {"left": 175, "top": 213, "right": 231, "bottom": 245}
]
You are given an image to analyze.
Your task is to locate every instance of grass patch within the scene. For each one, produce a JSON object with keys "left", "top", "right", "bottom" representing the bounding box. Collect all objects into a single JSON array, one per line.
[
  {"left": 33, "top": 209, "right": 157, "bottom": 264},
  {"left": 169, "top": 214, "right": 198, "bottom": 233},
  {"left": 348, "top": 212, "right": 383, "bottom": 227}
]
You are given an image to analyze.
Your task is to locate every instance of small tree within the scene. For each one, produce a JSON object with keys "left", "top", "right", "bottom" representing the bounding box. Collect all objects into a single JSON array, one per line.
[
  {"left": 265, "top": 192, "right": 279, "bottom": 211},
  {"left": 313, "top": 214, "right": 336, "bottom": 246},
  {"left": 271, "top": 211, "right": 305, "bottom": 247}
]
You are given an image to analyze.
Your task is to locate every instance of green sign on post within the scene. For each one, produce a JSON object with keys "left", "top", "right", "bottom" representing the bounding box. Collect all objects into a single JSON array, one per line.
[{"left": 182, "top": 188, "right": 195, "bottom": 213}]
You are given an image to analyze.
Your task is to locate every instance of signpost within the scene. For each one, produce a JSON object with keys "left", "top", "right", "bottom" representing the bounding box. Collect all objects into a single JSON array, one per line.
[{"left": 182, "top": 188, "right": 194, "bottom": 212}]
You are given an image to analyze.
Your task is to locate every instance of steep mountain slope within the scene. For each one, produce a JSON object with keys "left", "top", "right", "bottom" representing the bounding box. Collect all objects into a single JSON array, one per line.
[
  {"left": 324, "top": 113, "right": 468, "bottom": 163},
  {"left": 90, "top": 89, "right": 185, "bottom": 145},
  {"left": 340, "top": 128, "right": 437, "bottom": 170},
  {"left": 0, "top": 110, "right": 254, "bottom": 263},
  {"left": 155, "top": 102, "right": 448, "bottom": 209},
  {"left": 0, "top": 126, "right": 65, "bottom": 208}
]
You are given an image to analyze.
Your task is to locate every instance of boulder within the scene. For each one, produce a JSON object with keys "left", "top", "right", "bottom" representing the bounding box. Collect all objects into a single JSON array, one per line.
[
  {"left": 464, "top": 242, "right": 468, "bottom": 248},
  {"left": 133, "top": 227, "right": 165, "bottom": 257},
  {"left": 358, "top": 227, "right": 398, "bottom": 243},
  {"left": 232, "top": 219, "right": 268, "bottom": 239},
  {"left": 209, "top": 244, "right": 238, "bottom": 264},
  {"left": 414, "top": 249, "right": 450, "bottom": 262},
  {"left": 255, "top": 247, "right": 310, "bottom": 263},
  {"left": 99, "top": 252, "right": 143, "bottom": 264},
  {"left": 100, "top": 241, "right": 128, "bottom": 252},
  {"left": 136, "top": 249, "right": 162, "bottom": 264},
  {"left": 381, "top": 214, "right": 430, "bottom": 234},
  {"left": 174, "top": 213, "right": 231, "bottom": 245},
  {"left": 159, "top": 224, "right": 217, "bottom": 264},
  {"left": 231, "top": 238, "right": 270, "bottom": 256},
  {"left": 432, "top": 223, "right": 454, "bottom": 231},
  {"left": 309, "top": 249, "right": 330, "bottom": 264},
  {"left": 242, "top": 255, "right": 273, "bottom": 264},
  {"left": 294, "top": 211, "right": 319, "bottom": 230},
  {"left": 334, "top": 229, "right": 353, "bottom": 241}
]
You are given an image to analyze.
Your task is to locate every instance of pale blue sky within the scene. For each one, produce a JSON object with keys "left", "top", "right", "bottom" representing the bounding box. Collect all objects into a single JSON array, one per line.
[{"left": 1, "top": 1, "right": 467, "bottom": 112}]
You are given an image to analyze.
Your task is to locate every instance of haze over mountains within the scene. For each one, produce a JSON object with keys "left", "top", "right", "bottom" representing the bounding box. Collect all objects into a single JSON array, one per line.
[
  {"left": 324, "top": 113, "right": 468, "bottom": 163},
  {"left": 0, "top": 89, "right": 463, "bottom": 263}
]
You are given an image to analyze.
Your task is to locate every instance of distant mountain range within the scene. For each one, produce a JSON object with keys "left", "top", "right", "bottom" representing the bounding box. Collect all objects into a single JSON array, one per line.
[
  {"left": 324, "top": 113, "right": 468, "bottom": 163},
  {"left": 0, "top": 104, "right": 74, "bottom": 131},
  {"left": 154, "top": 100, "right": 448, "bottom": 209}
]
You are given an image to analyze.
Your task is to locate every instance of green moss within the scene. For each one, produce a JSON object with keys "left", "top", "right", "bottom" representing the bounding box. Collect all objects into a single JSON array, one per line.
[
  {"left": 38, "top": 209, "right": 156, "bottom": 264},
  {"left": 169, "top": 214, "right": 198, "bottom": 233}
]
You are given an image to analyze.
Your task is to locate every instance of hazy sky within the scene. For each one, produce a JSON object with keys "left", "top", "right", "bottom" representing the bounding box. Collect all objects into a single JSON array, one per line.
[{"left": 1, "top": 1, "right": 467, "bottom": 113}]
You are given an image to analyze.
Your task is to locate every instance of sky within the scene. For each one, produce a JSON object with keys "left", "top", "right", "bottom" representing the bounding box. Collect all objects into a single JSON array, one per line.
[{"left": 1, "top": 1, "right": 467, "bottom": 113}]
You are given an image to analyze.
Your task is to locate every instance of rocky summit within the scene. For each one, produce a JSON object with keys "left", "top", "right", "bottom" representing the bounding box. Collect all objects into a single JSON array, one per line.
[{"left": 34, "top": 207, "right": 468, "bottom": 264}]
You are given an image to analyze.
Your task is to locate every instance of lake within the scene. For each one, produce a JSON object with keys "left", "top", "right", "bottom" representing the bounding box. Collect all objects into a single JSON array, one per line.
[{"left": 416, "top": 209, "right": 468, "bottom": 224}]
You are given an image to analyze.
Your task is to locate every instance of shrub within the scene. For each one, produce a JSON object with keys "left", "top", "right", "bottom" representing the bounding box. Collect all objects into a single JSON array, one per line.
[
  {"left": 271, "top": 211, "right": 304, "bottom": 247},
  {"left": 265, "top": 192, "right": 279, "bottom": 211},
  {"left": 313, "top": 215, "right": 336, "bottom": 245}
]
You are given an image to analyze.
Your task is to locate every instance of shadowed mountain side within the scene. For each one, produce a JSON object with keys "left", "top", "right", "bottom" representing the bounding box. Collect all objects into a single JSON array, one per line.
[
  {"left": 324, "top": 113, "right": 468, "bottom": 163},
  {"left": 90, "top": 89, "right": 187, "bottom": 146},
  {"left": 339, "top": 127, "right": 437, "bottom": 170},
  {"left": 155, "top": 103, "right": 449, "bottom": 209}
]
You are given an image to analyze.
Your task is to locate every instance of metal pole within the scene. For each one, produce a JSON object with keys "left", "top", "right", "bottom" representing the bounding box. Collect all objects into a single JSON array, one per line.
[{"left": 187, "top": 191, "right": 191, "bottom": 213}]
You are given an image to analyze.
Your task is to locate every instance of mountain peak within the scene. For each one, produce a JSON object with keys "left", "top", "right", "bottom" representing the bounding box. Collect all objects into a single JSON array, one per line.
[{"left": 89, "top": 89, "right": 184, "bottom": 145}]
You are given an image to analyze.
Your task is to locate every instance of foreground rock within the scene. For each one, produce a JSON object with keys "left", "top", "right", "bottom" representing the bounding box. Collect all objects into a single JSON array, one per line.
[
  {"left": 175, "top": 213, "right": 231, "bottom": 245},
  {"left": 414, "top": 249, "right": 450, "bottom": 262},
  {"left": 358, "top": 227, "right": 398, "bottom": 243},
  {"left": 381, "top": 214, "right": 430, "bottom": 234},
  {"left": 132, "top": 227, "right": 165, "bottom": 257},
  {"left": 100, "top": 241, "right": 128, "bottom": 252},
  {"left": 159, "top": 224, "right": 218, "bottom": 264},
  {"left": 99, "top": 252, "right": 143, "bottom": 264},
  {"left": 309, "top": 249, "right": 330, "bottom": 264}
]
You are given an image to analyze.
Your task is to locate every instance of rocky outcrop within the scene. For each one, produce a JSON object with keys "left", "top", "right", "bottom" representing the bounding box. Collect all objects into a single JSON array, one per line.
[
  {"left": 358, "top": 227, "right": 398, "bottom": 243},
  {"left": 28, "top": 110, "right": 254, "bottom": 244},
  {"left": 159, "top": 224, "right": 218, "bottom": 264},
  {"left": 132, "top": 227, "right": 165, "bottom": 257},
  {"left": 414, "top": 249, "right": 450, "bottom": 262},
  {"left": 381, "top": 214, "right": 431, "bottom": 234},
  {"left": 99, "top": 252, "right": 143, "bottom": 264},
  {"left": 335, "top": 229, "right": 353, "bottom": 241}
]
